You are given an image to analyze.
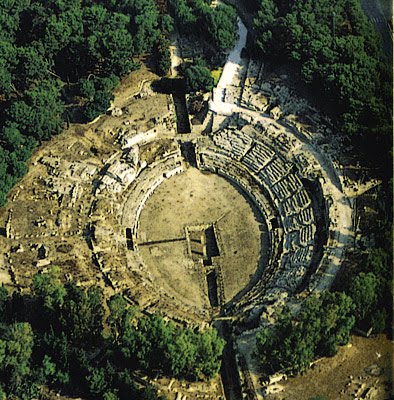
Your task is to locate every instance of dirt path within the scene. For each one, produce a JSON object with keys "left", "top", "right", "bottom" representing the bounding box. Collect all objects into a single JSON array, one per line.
[
  {"left": 210, "top": 17, "right": 248, "bottom": 114},
  {"left": 169, "top": 34, "right": 182, "bottom": 77}
]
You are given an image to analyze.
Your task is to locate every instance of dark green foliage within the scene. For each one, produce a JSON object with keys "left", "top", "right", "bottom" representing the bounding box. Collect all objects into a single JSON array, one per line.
[
  {"left": 15, "top": 46, "right": 51, "bottom": 86},
  {"left": 79, "top": 74, "right": 119, "bottom": 121},
  {"left": 32, "top": 267, "right": 105, "bottom": 344},
  {"left": 348, "top": 248, "right": 392, "bottom": 333},
  {"left": 205, "top": 4, "right": 237, "bottom": 52},
  {"left": 0, "top": 321, "right": 34, "bottom": 391},
  {"left": 184, "top": 59, "right": 214, "bottom": 93},
  {"left": 84, "top": 90, "right": 113, "bottom": 121},
  {"left": 7, "top": 79, "right": 64, "bottom": 141},
  {"left": 60, "top": 283, "right": 105, "bottom": 344},
  {"left": 255, "top": 292, "right": 355, "bottom": 375},
  {"left": 108, "top": 295, "right": 225, "bottom": 380},
  {"left": 126, "top": 0, "right": 161, "bottom": 54},
  {"left": 156, "top": 36, "right": 171, "bottom": 76},
  {"left": 86, "top": 366, "right": 108, "bottom": 396},
  {"left": 82, "top": 5, "right": 135, "bottom": 75},
  {"left": 0, "top": 271, "right": 223, "bottom": 399},
  {"left": 32, "top": 266, "right": 67, "bottom": 312},
  {"left": 168, "top": 0, "right": 197, "bottom": 32},
  {"left": 349, "top": 272, "right": 379, "bottom": 321},
  {"left": 0, "top": 0, "right": 30, "bottom": 42},
  {"left": 107, "top": 293, "right": 130, "bottom": 344},
  {"left": 253, "top": 0, "right": 392, "bottom": 157},
  {"left": 0, "top": 286, "right": 9, "bottom": 321},
  {"left": 168, "top": 0, "right": 237, "bottom": 51},
  {"left": 161, "top": 14, "right": 174, "bottom": 34}
]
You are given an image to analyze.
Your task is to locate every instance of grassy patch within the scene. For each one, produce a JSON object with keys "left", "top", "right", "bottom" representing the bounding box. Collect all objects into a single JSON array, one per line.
[{"left": 211, "top": 68, "right": 223, "bottom": 86}]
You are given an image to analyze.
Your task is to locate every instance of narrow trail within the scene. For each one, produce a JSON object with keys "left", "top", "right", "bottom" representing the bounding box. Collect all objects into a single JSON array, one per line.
[{"left": 210, "top": 17, "right": 248, "bottom": 115}]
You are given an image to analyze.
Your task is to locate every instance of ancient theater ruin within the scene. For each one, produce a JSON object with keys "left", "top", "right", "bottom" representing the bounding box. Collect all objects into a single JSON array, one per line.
[{"left": 0, "top": 14, "right": 361, "bottom": 400}]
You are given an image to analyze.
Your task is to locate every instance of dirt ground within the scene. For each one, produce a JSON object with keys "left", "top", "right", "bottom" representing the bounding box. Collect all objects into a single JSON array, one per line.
[
  {"left": 0, "top": 62, "right": 173, "bottom": 296},
  {"left": 137, "top": 167, "right": 265, "bottom": 309},
  {"left": 268, "top": 334, "right": 393, "bottom": 400}
]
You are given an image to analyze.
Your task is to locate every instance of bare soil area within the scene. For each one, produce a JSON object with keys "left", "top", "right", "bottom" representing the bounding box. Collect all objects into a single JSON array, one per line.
[{"left": 137, "top": 167, "right": 265, "bottom": 308}]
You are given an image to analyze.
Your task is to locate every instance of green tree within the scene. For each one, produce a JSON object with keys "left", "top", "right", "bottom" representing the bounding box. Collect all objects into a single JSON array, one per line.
[
  {"left": 82, "top": 5, "right": 135, "bottom": 75},
  {"left": 253, "top": 0, "right": 278, "bottom": 55},
  {"left": 252, "top": 0, "right": 391, "bottom": 152},
  {"left": 32, "top": 266, "right": 67, "bottom": 313},
  {"left": 0, "top": 0, "right": 30, "bottom": 42},
  {"left": 161, "top": 14, "right": 174, "bottom": 34},
  {"left": 106, "top": 294, "right": 130, "bottom": 344},
  {"left": 0, "top": 384, "right": 6, "bottom": 400},
  {"left": 169, "top": 0, "right": 197, "bottom": 33},
  {"left": 41, "top": 330, "right": 71, "bottom": 377},
  {"left": 81, "top": 75, "right": 119, "bottom": 121},
  {"left": 7, "top": 79, "right": 64, "bottom": 141},
  {"left": 0, "top": 322, "right": 34, "bottom": 383},
  {"left": 349, "top": 272, "right": 379, "bottom": 322},
  {"left": 367, "top": 248, "right": 390, "bottom": 279},
  {"left": 43, "top": 8, "right": 83, "bottom": 58},
  {"left": 312, "top": 292, "right": 355, "bottom": 356},
  {"left": 156, "top": 36, "right": 171, "bottom": 76},
  {"left": 167, "top": 329, "right": 197, "bottom": 377},
  {"left": 60, "top": 282, "right": 104, "bottom": 344},
  {"left": 39, "top": 353, "right": 70, "bottom": 386},
  {"left": 0, "top": 40, "right": 17, "bottom": 98},
  {"left": 15, "top": 46, "right": 51, "bottom": 86},
  {"left": 103, "top": 390, "right": 119, "bottom": 400},
  {"left": 0, "top": 60, "right": 13, "bottom": 98},
  {"left": 86, "top": 367, "right": 108, "bottom": 396},
  {"left": 205, "top": 4, "right": 237, "bottom": 51},
  {"left": 1, "top": 124, "right": 29, "bottom": 153},
  {"left": 194, "top": 328, "right": 225, "bottom": 378},
  {"left": 127, "top": 0, "right": 161, "bottom": 54},
  {"left": 184, "top": 60, "right": 214, "bottom": 93},
  {"left": 0, "top": 286, "right": 9, "bottom": 322},
  {"left": 255, "top": 292, "right": 355, "bottom": 375}
]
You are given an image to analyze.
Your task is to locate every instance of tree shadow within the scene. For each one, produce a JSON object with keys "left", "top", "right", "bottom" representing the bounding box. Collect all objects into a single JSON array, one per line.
[{"left": 151, "top": 77, "right": 186, "bottom": 95}]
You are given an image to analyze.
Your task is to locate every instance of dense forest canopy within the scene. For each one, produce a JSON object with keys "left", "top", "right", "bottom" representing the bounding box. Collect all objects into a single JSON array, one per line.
[
  {"left": 253, "top": 0, "right": 392, "bottom": 165},
  {"left": 0, "top": 268, "right": 225, "bottom": 399},
  {"left": 169, "top": 0, "right": 237, "bottom": 51}
]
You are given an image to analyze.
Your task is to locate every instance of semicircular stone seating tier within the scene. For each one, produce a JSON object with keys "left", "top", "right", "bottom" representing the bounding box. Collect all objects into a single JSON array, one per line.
[
  {"left": 121, "top": 156, "right": 184, "bottom": 238},
  {"left": 195, "top": 115, "right": 333, "bottom": 321},
  {"left": 91, "top": 117, "right": 351, "bottom": 325},
  {"left": 90, "top": 142, "right": 215, "bottom": 324}
]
